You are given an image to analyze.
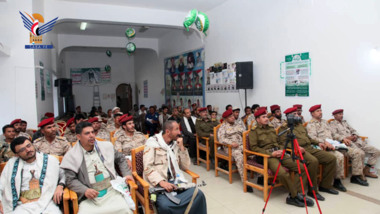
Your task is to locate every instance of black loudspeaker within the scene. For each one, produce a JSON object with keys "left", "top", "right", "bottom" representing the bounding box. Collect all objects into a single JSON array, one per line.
[
  {"left": 236, "top": 61, "right": 253, "bottom": 89},
  {"left": 55, "top": 78, "right": 73, "bottom": 97}
]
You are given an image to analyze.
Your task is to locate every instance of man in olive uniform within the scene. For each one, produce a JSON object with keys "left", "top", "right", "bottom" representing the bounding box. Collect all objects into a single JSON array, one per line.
[
  {"left": 269, "top": 105, "right": 285, "bottom": 129},
  {"left": 64, "top": 117, "right": 77, "bottom": 143},
  {"left": 195, "top": 107, "right": 218, "bottom": 160},
  {"left": 210, "top": 111, "right": 220, "bottom": 127},
  {"left": 279, "top": 107, "right": 338, "bottom": 200},
  {"left": 306, "top": 105, "right": 368, "bottom": 191},
  {"left": 34, "top": 117, "right": 72, "bottom": 156},
  {"left": 330, "top": 109, "right": 380, "bottom": 178},
  {"left": 0, "top": 125, "right": 16, "bottom": 162},
  {"left": 218, "top": 109, "right": 252, "bottom": 192},
  {"left": 293, "top": 104, "right": 305, "bottom": 123},
  {"left": 89, "top": 116, "right": 110, "bottom": 141},
  {"left": 249, "top": 108, "right": 313, "bottom": 207}
]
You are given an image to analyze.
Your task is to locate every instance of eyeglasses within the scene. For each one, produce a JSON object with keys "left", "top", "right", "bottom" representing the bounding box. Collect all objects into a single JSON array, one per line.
[{"left": 16, "top": 143, "right": 33, "bottom": 154}]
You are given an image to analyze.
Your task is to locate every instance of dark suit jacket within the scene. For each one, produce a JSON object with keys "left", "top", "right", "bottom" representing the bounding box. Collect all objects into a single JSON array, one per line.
[{"left": 180, "top": 117, "right": 196, "bottom": 145}]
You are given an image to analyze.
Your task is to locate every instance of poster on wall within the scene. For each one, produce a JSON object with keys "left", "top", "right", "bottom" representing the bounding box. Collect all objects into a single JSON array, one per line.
[
  {"left": 144, "top": 80, "right": 148, "bottom": 98},
  {"left": 39, "top": 61, "right": 45, "bottom": 101},
  {"left": 46, "top": 70, "right": 52, "bottom": 94},
  {"left": 206, "top": 62, "right": 238, "bottom": 93},
  {"left": 284, "top": 52, "right": 310, "bottom": 96},
  {"left": 164, "top": 48, "right": 205, "bottom": 108},
  {"left": 70, "top": 68, "right": 111, "bottom": 86}
]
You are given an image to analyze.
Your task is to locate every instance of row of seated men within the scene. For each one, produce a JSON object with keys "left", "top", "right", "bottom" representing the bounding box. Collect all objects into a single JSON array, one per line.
[
  {"left": 0, "top": 114, "right": 207, "bottom": 213},
  {"left": 209, "top": 104, "right": 380, "bottom": 208}
]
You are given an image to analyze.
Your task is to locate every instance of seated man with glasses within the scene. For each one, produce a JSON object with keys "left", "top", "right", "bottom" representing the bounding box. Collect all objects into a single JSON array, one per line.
[{"left": 0, "top": 136, "right": 65, "bottom": 213}]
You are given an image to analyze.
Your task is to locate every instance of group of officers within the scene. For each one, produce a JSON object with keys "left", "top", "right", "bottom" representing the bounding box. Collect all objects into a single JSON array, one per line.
[{"left": 0, "top": 102, "right": 379, "bottom": 213}]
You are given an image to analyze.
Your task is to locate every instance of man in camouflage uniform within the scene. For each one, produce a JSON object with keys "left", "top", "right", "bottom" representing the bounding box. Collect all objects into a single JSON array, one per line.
[
  {"left": 10, "top": 119, "right": 30, "bottom": 139},
  {"left": 249, "top": 108, "right": 313, "bottom": 207},
  {"left": 330, "top": 109, "right": 380, "bottom": 178},
  {"left": 64, "top": 117, "right": 77, "bottom": 143},
  {"left": 34, "top": 118, "right": 71, "bottom": 156},
  {"left": 195, "top": 107, "right": 218, "bottom": 160},
  {"left": 106, "top": 107, "right": 120, "bottom": 127},
  {"left": 116, "top": 115, "right": 146, "bottom": 168},
  {"left": 306, "top": 105, "right": 368, "bottom": 191},
  {"left": 106, "top": 112, "right": 123, "bottom": 133},
  {"left": 0, "top": 125, "right": 16, "bottom": 162},
  {"left": 269, "top": 105, "right": 285, "bottom": 129},
  {"left": 232, "top": 107, "right": 247, "bottom": 130},
  {"left": 217, "top": 109, "right": 253, "bottom": 192},
  {"left": 89, "top": 116, "right": 110, "bottom": 141},
  {"left": 279, "top": 107, "right": 338, "bottom": 200}
]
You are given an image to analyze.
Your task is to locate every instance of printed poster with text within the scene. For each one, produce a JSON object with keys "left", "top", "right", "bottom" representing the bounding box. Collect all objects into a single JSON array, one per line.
[{"left": 285, "top": 52, "right": 310, "bottom": 96}]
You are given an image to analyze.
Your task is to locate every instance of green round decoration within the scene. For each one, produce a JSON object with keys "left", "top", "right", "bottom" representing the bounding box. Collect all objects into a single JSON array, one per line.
[
  {"left": 105, "top": 65, "right": 111, "bottom": 72},
  {"left": 183, "top": 9, "right": 198, "bottom": 31},
  {"left": 106, "top": 50, "right": 112, "bottom": 57},
  {"left": 125, "top": 28, "right": 136, "bottom": 38},
  {"left": 195, "top": 12, "right": 209, "bottom": 35},
  {"left": 126, "top": 42, "right": 136, "bottom": 55}
]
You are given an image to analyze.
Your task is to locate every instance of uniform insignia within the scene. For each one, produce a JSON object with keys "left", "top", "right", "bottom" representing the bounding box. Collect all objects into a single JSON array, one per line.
[{"left": 251, "top": 125, "right": 257, "bottom": 131}]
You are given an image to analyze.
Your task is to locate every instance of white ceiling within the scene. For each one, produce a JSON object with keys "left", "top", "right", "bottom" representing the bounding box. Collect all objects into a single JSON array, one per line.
[
  {"left": 54, "top": 20, "right": 183, "bottom": 38},
  {"left": 59, "top": 0, "right": 227, "bottom": 12}
]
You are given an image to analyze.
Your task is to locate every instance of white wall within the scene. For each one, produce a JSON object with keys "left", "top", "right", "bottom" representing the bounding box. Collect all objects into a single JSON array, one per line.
[
  {"left": 134, "top": 49, "right": 163, "bottom": 107},
  {"left": 203, "top": 0, "right": 380, "bottom": 151},
  {"left": 0, "top": 1, "right": 38, "bottom": 130},
  {"left": 62, "top": 49, "right": 134, "bottom": 113}
]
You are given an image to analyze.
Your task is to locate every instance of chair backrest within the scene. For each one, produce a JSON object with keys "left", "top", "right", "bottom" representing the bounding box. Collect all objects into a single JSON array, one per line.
[
  {"left": 243, "top": 130, "right": 250, "bottom": 151},
  {"left": 275, "top": 126, "right": 281, "bottom": 135},
  {"left": 71, "top": 141, "right": 77, "bottom": 147},
  {"left": 0, "top": 162, "right": 7, "bottom": 174},
  {"left": 303, "top": 122, "right": 308, "bottom": 127},
  {"left": 144, "top": 134, "right": 149, "bottom": 139},
  {"left": 213, "top": 123, "right": 223, "bottom": 143},
  {"left": 52, "top": 155, "right": 63, "bottom": 163},
  {"left": 327, "top": 119, "right": 334, "bottom": 123},
  {"left": 131, "top": 146, "right": 145, "bottom": 177},
  {"left": 96, "top": 137, "right": 106, "bottom": 141}
]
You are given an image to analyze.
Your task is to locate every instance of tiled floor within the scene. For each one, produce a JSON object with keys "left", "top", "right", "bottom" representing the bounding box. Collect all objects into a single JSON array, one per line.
[{"left": 185, "top": 163, "right": 380, "bottom": 214}]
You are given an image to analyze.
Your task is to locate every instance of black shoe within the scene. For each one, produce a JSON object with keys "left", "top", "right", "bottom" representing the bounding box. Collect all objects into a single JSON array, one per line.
[
  {"left": 319, "top": 186, "right": 339, "bottom": 195},
  {"left": 333, "top": 179, "right": 347, "bottom": 192},
  {"left": 286, "top": 195, "right": 305, "bottom": 207},
  {"left": 351, "top": 176, "right": 369, "bottom": 186},
  {"left": 296, "top": 193, "right": 314, "bottom": 207},
  {"left": 247, "top": 186, "right": 254, "bottom": 193},
  {"left": 307, "top": 192, "right": 325, "bottom": 201},
  {"left": 257, "top": 176, "right": 264, "bottom": 185}
]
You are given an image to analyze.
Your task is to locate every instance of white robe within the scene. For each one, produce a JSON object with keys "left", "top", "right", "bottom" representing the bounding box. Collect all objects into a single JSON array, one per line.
[{"left": 0, "top": 152, "right": 60, "bottom": 214}]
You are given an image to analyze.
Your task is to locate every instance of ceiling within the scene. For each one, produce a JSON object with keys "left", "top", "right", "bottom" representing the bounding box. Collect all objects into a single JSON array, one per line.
[
  {"left": 54, "top": 20, "right": 183, "bottom": 38},
  {"left": 59, "top": 0, "right": 228, "bottom": 12}
]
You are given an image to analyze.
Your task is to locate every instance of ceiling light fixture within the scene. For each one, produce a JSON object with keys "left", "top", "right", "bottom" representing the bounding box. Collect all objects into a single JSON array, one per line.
[{"left": 80, "top": 22, "right": 87, "bottom": 30}]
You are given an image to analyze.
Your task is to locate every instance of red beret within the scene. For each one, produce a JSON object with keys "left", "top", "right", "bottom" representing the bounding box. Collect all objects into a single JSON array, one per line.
[
  {"left": 198, "top": 107, "right": 207, "bottom": 112},
  {"left": 192, "top": 103, "right": 197, "bottom": 106},
  {"left": 284, "top": 107, "right": 298, "bottom": 115},
  {"left": 270, "top": 105, "right": 280, "bottom": 112},
  {"left": 38, "top": 117, "right": 55, "bottom": 128},
  {"left": 254, "top": 108, "right": 267, "bottom": 118},
  {"left": 222, "top": 109, "right": 233, "bottom": 118},
  {"left": 293, "top": 104, "right": 302, "bottom": 109},
  {"left": 118, "top": 114, "right": 128, "bottom": 122},
  {"left": 309, "top": 104, "right": 322, "bottom": 113},
  {"left": 66, "top": 117, "right": 75, "bottom": 126},
  {"left": 10, "top": 119, "right": 22, "bottom": 126},
  {"left": 44, "top": 112, "right": 54, "bottom": 118},
  {"left": 88, "top": 117, "right": 101, "bottom": 123},
  {"left": 332, "top": 109, "right": 344, "bottom": 115},
  {"left": 120, "top": 115, "right": 133, "bottom": 124}
]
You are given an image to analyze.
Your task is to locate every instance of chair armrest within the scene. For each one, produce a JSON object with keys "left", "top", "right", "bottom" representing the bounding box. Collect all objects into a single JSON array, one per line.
[
  {"left": 201, "top": 137, "right": 210, "bottom": 141},
  {"left": 244, "top": 149, "right": 270, "bottom": 158},
  {"left": 63, "top": 188, "right": 70, "bottom": 214},
  {"left": 69, "top": 190, "right": 78, "bottom": 214},
  {"left": 132, "top": 172, "right": 150, "bottom": 188},
  {"left": 127, "top": 180, "right": 138, "bottom": 214},
  {"left": 184, "top": 169, "right": 200, "bottom": 183}
]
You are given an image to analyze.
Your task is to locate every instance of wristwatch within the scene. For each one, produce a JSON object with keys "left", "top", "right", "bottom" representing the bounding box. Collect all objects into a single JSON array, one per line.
[{"left": 58, "top": 182, "right": 66, "bottom": 188}]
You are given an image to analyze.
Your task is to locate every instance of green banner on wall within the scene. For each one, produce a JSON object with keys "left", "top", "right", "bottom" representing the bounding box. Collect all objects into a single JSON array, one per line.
[{"left": 285, "top": 52, "right": 310, "bottom": 97}]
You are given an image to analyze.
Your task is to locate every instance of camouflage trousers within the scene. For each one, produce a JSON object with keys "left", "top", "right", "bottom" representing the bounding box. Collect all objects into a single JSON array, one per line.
[
  {"left": 327, "top": 151, "right": 344, "bottom": 179},
  {"left": 224, "top": 145, "right": 244, "bottom": 182},
  {"left": 353, "top": 138, "right": 380, "bottom": 166},
  {"left": 340, "top": 143, "right": 365, "bottom": 176}
]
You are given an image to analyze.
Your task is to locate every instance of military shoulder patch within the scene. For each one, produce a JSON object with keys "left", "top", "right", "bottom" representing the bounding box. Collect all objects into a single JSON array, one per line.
[
  {"left": 251, "top": 125, "right": 257, "bottom": 131},
  {"left": 34, "top": 137, "right": 43, "bottom": 142},
  {"left": 56, "top": 136, "right": 67, "bottom": 141}
]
